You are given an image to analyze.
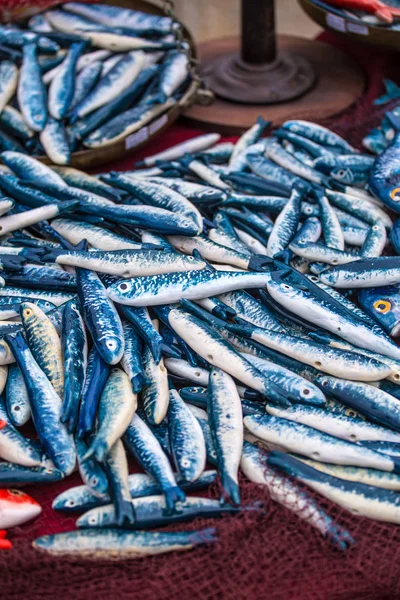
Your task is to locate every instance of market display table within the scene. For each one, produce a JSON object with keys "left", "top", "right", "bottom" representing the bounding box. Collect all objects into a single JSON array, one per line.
[{"left": 3, "top": 33, "right": 400, "bottom": 600}]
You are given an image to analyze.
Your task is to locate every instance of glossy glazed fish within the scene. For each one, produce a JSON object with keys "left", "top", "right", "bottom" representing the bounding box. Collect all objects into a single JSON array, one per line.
[
  {"left": 124, "top": 413, "right": 185, "bottom": 513},
  {"left": 6, "top": 332, "right": 76, "bottom": 475},
  {"left": 33, "top": 527, "right": 217, "bottom": 558},
  {"left": 0, "top": 489, "right": 42, "bottom": 529},
  {"left": 241, "top": 442, "right": 355, "bottom": 550},
  {"left": 268, "top": 451, "right": 400, "bottom": 525},
  {"left": 52, "top": 470, "right": 217, "bottom": 513}
]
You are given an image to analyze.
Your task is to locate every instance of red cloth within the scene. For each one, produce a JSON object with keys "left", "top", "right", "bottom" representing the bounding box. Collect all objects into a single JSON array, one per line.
[{"left": 2, "top": 32, "right": 400, "bottom": 600}]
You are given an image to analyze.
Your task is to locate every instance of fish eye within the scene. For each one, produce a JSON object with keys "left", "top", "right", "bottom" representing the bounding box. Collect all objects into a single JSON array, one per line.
[
  {"left": 119, "top": 283, "right": 128, "bottom": 291},
  {"left": 188, "top": 256, "right": 194, "bottom": 261},
  {"left": 373, "top": 299, "right": 391, "bottom": 313},
  {"left": 24, "top": 308, "right": 32, "bottom": 316},
  {"left": 336, "top": 169, "right": 346, "bottom": 177},
  {"left": 106, "top": 339, "right": 117, "bottom": 350},
  {"left": 181, "top": 458, "right": 190, "bottom": 468},
  {"left": 9, "top": 489, "right": 23, "bottom": 496},
  {"left": 390, "top": 187, "right": 400, "bottom": 202},
  {"left": 91, "top": 477, "right": 98, "bottom": 486},
  {"left": 89, "top": 516, "right": 97, "bottom": 525},
  {"left": 66, "top": 499, "right": 76, "bottom": 507}
]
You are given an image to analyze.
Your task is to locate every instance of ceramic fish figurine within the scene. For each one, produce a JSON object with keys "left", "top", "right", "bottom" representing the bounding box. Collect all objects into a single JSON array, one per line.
[{"left": 0, "top": 489, "right": 42, "bottom": 529}]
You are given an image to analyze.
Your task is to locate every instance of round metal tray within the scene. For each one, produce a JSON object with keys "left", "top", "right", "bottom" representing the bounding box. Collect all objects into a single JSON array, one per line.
[
  {"left": 6, "top": 0, "right": 200, "bottom": 169},
  {"left": 299, "top": 0, "right": 400, "bottom": 50}
]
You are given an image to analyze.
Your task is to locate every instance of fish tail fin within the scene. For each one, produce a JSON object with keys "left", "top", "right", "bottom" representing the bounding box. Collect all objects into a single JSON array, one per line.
[
  {"left": 375, "top": 6, "right": 393, "bottom": 22},
  {"left": 220, "top": 473, "right": 241, "bottom": 506},
  {"left": 256, "top": 116, "right": 271, "bottom": 132},
  {"left": 115, "top": 498, "right": 136, "bottom": 526},
  {"left": 385, "top": 110, "right": 400, "bottom": 132},
  {"left": 130, "top": 373, "right": 145, "bottom": 394},
  {"left": 164, "top": 485, "right": 186, "bottom": 513},
  {"left": 391, "top": 457, "right": 400, "bottom": 475},
  {"left": 4, "top": 330, "right": 26, "bottom": 352},
  {"left": 82, "top": 440, "right": 107, "bottom": 463},
  {"left": 188, "top": 527, "right": 217, "bottom": 546}
]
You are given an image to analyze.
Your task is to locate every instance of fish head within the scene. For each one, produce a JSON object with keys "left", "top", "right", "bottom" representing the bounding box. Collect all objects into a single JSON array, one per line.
[
  {"left": 369, "top": 171, "right": 400, "bottom": 213},
  {"left": 76, "top": 509, "right": 101, "bottom": 528},
  {"left": 179, "top": 254, "right": 206, "bottom": 271},
  {"left": 330, "top": 167, "right": 354, "bottom": 185},
  {"left": 101, "top": 334, "right": 125, "bottom": 365},
  {"left": 0, "top": 489, "right": 42, "bottom": 529},
  {"left": 358, "top": 286, "right": 400, "bottom": 336},
  {"left": 20, "top": 302, "right": 42, "bottom": 327},
  {"left": 55, "top": 448, "right": 77, "bottom": 477},
  {"left": 107, "top": 279, "right": 134, "bottom": 303}
]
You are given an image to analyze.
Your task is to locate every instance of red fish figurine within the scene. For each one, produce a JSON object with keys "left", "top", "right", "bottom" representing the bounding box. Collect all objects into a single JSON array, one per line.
[
  {"left": 325, "top": 0, "right": 400, "bottom": 22},
  {"left": 0, "top": 489, "right": 42, "bottom": 529}
]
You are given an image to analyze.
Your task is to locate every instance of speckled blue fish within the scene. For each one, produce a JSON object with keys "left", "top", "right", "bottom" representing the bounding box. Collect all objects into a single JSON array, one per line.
[
  {"left": 0, "top": 395, "right": 43, "bottom": 468},
  {"left": 315, "top": 375, "right": 400, "bottom": 432},
  {"left": 319, "top": 256, "right": 400, "bottom": 289},
  {"left": 282, "top": 120, "right": 356, "bottom": 153},
  {"left": 124, "top": 412, "right": 186, "bottom": 513},
  {"left": 48, "top": 41, "right": 85, "bottom": 120},
  {"left": 0, "top": 61, "right": 18, "bottom": 112},
  {"left": 69, "top": 60, "right": 103, "bottom": 111},
  {"left": 120, "top": 320, "right": 145, "bottom": 394},
  {"left": 83, "top": 96, "right": 175, "bottom": 149},
  {"left": 61, "top": 299, "right": 88, "bottom": 433},
  {"left": 268, "top": 451, "right": 400, "bottom": 525},
  {"left": 76, "top": 347, "right": 109, "bottom": 440},
  {"left": 51, "top": 169, "right": 122, "bottom": 202},
  {"left": 369, "top": 112, "right": 400, "bottom": 213},
  {"left": 267, "top": 186, "right": 303, "bottom": 257},
  {"left": 266, "top": 274, "right": 400, "bottom": 361},
  {"left": 107, "top": 269, "right": 274, "bottom": 307},
  {"left": 241, "top": 442, "right": 355, "bottom": 550},
  {"left": 39, "top": 118, "right": 71, "bottom": 165},
  {"left": 207, "top": 368, "right": 242, "bottom": 504},
  {"left": 84, "top": 368, "right": 137, "bottom": 462},
  {"left": 72, "top": 51, "right": 145, "bottom": 120},
  {"left": 75, "top": 437, "right": 109, "bottom": 499},
  {"left": 72, "top": 64, "right": 158, "bottom": 140},
  {"left": 141, "top": 321, "right": 169, "bottom": 425},
  {"left": 245, "top": 414, "right": 399, "bottom": 471},
  {"left": 295, "top": 456, "right": 400, "bottom": 491},
  {"left": 77, "top": 494, "right": 248, "bottom": 530},
  {"left": 18, "top": 42, "right": 47, "bottom": 132},
  {"left": 243, "top": 353, "right": 326, "bottom": 407},
  {"left": 20, "top": 302, "right": 64, "bottom": 398},
  {"left": 108, "top": 174, "right": 202, "bottom": 231},
  {"left": 168, "top": 387, "right": 206, "bottom": 482},
  {"left": 77, "top": 267, "right": 124, "bottom": 365},
  {"left": 33, "top": 526, "right": 217, "bottom": 558},
  {"left": 5, "top": 364, "right": 30, "bottom": 428},
  {"left": 266, "top": 401, "right": 400, "bottom": 443},
  {"left": 103, "top": 438, "right": 135, "bottom": 526},
  {"left": 52, "top": 469, "right": 216, "bottom": 513},
  {"left": 0, "top": 461, "right": 64, "bottom": 487},
  {"left": 165, "top": 306, "right": 289, "bottom": 405},
  {"left": 358, "top": 285, "right": 400, "bottom": 336},
  {"left": 6, "top": 332, "right": 76, "bottom": 475}
]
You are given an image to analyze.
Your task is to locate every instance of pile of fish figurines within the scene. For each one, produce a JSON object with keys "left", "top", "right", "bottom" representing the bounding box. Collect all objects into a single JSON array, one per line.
[
  {"left": 3, "top": 99, "right": 400, "bottom": 558},
  {"left": 0, "top": 2, "right": 192, "bottom": 165}
]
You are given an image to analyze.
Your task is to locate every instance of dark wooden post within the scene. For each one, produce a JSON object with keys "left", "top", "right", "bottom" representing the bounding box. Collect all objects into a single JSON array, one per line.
[
  {"left": 241, "top": 0, "right": 276, "bottom": 64},
  {"left": 201, "top": 0, "right": 316, "bottom": 104}
]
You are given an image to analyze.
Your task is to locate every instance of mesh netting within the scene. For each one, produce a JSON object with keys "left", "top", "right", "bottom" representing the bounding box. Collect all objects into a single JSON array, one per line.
[{"left": 1, "top": 29, "right": 400, "bottom": 600}]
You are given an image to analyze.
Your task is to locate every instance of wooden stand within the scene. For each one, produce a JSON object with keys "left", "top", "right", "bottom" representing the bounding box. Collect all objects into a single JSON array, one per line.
[
  {"left": 183, "top": 35, "right": 366, "bottom": 134},
  {"left": 183, "top": 0, "right": 366, "bottom": 134}
]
